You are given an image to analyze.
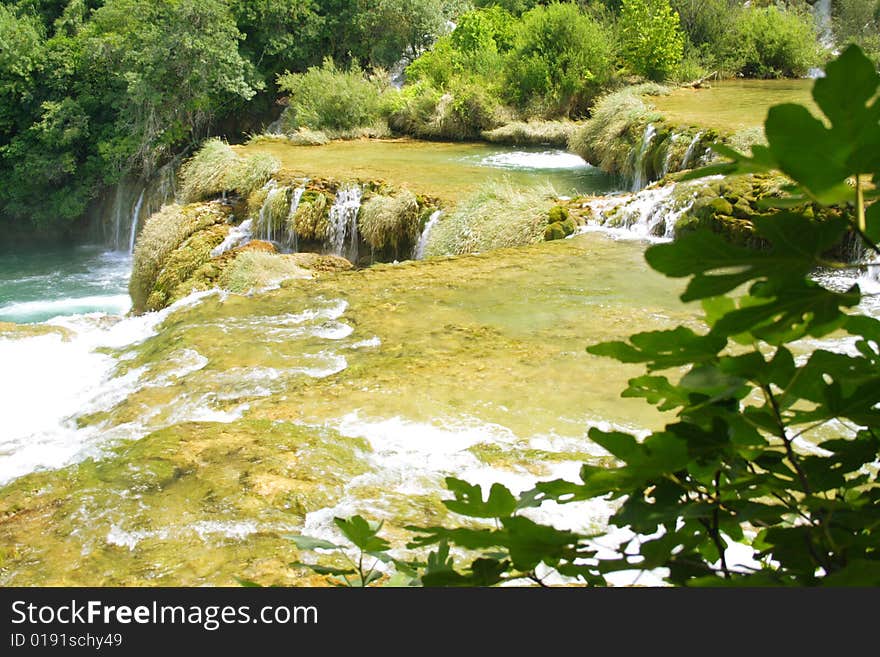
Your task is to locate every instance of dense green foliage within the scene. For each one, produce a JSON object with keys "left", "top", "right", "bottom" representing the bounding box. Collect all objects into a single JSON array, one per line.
[
  {"left": 0, "top": 0, "right": 865, "bottom": 238},
  {"left": 618, "top": 0, "right": 685, "bottom": 81},
  {"left": 0, "top": 0, "right": 456, "bottom": 237},
  {"left": 729, "top": 5, "right": 821, "bottom": 78},
  {"left": 278, "top": 59, "right": 388, "bottom": 134},
  {"left": 670, "top": 0, "right": 821, "bottom": 78}
]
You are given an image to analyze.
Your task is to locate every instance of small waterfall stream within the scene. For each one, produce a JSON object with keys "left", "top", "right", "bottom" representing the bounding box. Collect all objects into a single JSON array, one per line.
[
  {"left": 128, "top": 189, "right": 145, "bottom": 255},
  {"left": 413, "top": 210, "right": 443, "bottom": 260},
  {"left": 105, "top": 160, "right": 177, "bottom": 252},
  {"left": 256, "top": 180, "right": 282, "bottom": 243},
  {"left": 681, "top": 132, "right": 704, "bottom": 170},
  {"left": 328, "top": 185, "right": 362, "bottom": 262},
  {"left": 287, "top": 184, "right": 306, "bottom": 252},
  {"left": 631, "top": 124, "right": 657, "bottom": 191}
]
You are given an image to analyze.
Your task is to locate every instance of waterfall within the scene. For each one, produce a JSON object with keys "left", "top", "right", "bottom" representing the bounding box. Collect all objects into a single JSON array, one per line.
[
  {"left": 580, "top": 183, "right": 698, "bottom": 241},
  {"left": 256, "top": 180, "right": 282, "bottom": 243},
  {"left": 813, "top": 0, "right": 834, "bottom": 50},
  {"left": 631, "top": 124, "right": 657, "bottom": 192},
  {"left": 413, "top": 210, "right": 443, "bottom": 260},
  {"left": 211, "top": 219, "right": 254, "bottom": 258},
  {"left": 286, "top": 183, "right": 307, "bottom": 252},
  {"left": 127, "top": 189, "right": 145, "bottom": 255},
  {"left": 328, "top": 185, "right": 362, "bottom": 263},
  {"left": 681, "top": 132, "right": 704, "bottom": 170},
  {"left": 102, "top": 158, "right": 178, "bottom": 252}
]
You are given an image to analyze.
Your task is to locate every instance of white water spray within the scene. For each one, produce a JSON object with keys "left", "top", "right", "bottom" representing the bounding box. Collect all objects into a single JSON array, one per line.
[
  {"left": 128, "top": 189, "right": 145, "bottom": 255},
  {"left": 631, "top": 124, "right": 657, "bottom": 191},
  {"left": 287, "top": 183, "right": 307, "bottom": 252},
  {"left": 413, "top": 210, "right": 443, "bottom": 260},
  {"left": 328, "top": 185, "right": 362, "bottom": 263}
]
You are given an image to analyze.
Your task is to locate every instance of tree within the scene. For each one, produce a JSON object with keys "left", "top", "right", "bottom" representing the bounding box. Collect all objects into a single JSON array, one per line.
[
  {"left": 619, "top": 0, "right": 685, "bottom": 81},
  {"left": 504, "top": 2, "right": 615, "bottom": 117}
]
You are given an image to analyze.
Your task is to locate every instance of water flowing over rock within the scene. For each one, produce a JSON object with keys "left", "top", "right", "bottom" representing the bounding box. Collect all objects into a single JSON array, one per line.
[
  {"left": 631, "top": 124, "right": 657, "bottom": 191},
  {"left": 681, "top": 132, "right": 704, "bottom": 170},
  {"left": 287, "top": 184, "right": 307, "bottom": 251},
  {"left": 327, "top": 185, "right": 362, "bottom": 262},
  {"left": 579, "top": 184, "right": 695, "bottom": 241},
  {"left": 413, "top": 210, "right": 443, "bottom": 260},
  {"left": 256, "top": 180, "right": 283, "bottom": 243},
  {"left": 101, "top": 159, "right": 178, "bottom": 253},
  {"left": 211, "top": 219, "right": 254, "bottom": 258}
]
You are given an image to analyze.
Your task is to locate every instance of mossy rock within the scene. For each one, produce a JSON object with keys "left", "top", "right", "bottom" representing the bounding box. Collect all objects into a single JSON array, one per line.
[
  {"left": 238, "top": 240, "right": 277, "bottom": 254},
  {"left": 560, "top": 217, "right": 577, "bottom": 236},
  {"left": 290, "top": 192, "right": 330, "bottom": 241},
  {"left": 148, "top": 223, "right": 230, "bottom": 311},
  {"left": 358, "top": 189, "right": 421, "bottom": 253},
  {"left": 285, "top": 253, "right": 353, "bottom": 272},
  {"left": 548, "top": 205, "right": 570, "bottom": 224},
  {"left": 219, "top": 252, "right": 311, "bottom": 294},
  {"left": 130, "top": 202, "right": 231, "bottom": 314},
  {"left": 732, "top": 197, "right": 755, "bottom": 219},
  {"left": 544, "top": 222, "right": 566, "bottom": 241}
]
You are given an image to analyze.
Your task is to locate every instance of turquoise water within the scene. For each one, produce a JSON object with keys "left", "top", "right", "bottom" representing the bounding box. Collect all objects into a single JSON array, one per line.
[{"left": 0, "top": 246, "right": 131, "bottom": 324}]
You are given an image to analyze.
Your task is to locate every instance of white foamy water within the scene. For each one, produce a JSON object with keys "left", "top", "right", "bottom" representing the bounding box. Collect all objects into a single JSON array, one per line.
[
  {"left": 299, "top": 413, "right": 667, "bottom": 584},
  {"left": 478, "top": 150, "right": 588, "bottom": 170},
  {"left": 0, "top": 294, "right": 132, "bottom": 322},
  {"left": 0, "top": 290, "right": 219, "bottom": 485}
]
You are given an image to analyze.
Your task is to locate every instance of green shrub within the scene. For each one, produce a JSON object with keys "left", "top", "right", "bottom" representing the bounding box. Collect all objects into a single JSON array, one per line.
[
  {"left": 568, "top": 85, "right": 665, "bottom": 176},
  {"left": 358, "top": 189, "right": 421, "bottom": 254},
  {"left": 383, "top": 83, "right": 442, "bottom": 135},
  {"left": 619, "top": 0, "right": 686, "bottom": 81},
  {"left": 503, "top": 3, "right": 616, "bottom": 117},
  {"left": 277, "top": 58, "right": 386, "bottom": 133},
  {"left": 178, "top": 139, "right": 279, "bottom": 202},
  {"left": 728, "top": 6, "right": 821, "bottom": 78},
  {"left": 423, "top": 181, "right": 556, "bottom": 256},
  {"left": 228, "top": 153, "right": 281, "bottom": 198},
  {"left": 177, "top": 138, "right": 239, "bottom": 202}
]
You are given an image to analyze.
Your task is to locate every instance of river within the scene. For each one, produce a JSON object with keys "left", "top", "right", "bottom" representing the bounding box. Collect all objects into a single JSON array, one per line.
[{"left": 0, "top": 139, "right": 870, "bottom": 586}]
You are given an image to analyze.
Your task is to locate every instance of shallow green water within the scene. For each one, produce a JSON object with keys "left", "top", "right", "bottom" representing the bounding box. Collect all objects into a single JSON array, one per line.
[
  {"left": 0, "top": 234, "right": 696, "bottom": 585},
  {"left": 238, "top": 139, "right": 620, "bottom": 202},
  {"left": 652, "top": 78, "right": 817, "bottom": 134}
]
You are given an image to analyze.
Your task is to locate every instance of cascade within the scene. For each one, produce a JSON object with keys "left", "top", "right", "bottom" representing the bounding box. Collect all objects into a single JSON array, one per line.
[
  {"left": 631, "top": 124, "right": 657, "bottom": 192},
  {"left": 681, "top": 132, "right": 704, "bottom": 170},
  {"left": 128, "top": 189, "right": 145, "bottom": 255},
  {"left": 104, "top": 159, "right": 178, "bottom": 252},
  {"left": 328, "top": 185, "right": 362, "bottom": 263},
  {"left": 210, "top": 219, "right": 254, "bottom": 258},
  {"left": 413, "top": 210, "right": 443, "bottom": 260},
  {"left": 256, "top": 180, "right": 282, "bottom": 243},
  {"left": 581, "top": 183, "right": 697, "bottom": 240},
  {"left": 286, "top": 183, "right": 307, "bottom": 252}
]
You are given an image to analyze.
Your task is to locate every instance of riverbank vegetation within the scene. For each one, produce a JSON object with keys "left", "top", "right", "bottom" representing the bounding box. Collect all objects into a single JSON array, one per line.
[{"left": 1, "top": 0, "right": 849, "bottom": 241}]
